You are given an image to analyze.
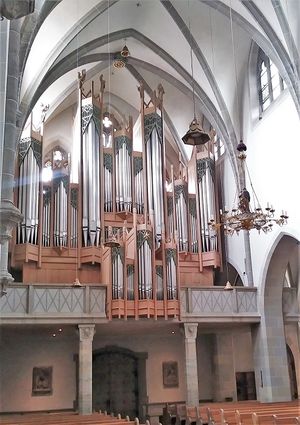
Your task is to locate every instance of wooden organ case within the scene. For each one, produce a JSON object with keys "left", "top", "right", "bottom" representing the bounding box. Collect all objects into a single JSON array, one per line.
[{"left": 11, "top": 73, "right": 221, "bottom": 320}]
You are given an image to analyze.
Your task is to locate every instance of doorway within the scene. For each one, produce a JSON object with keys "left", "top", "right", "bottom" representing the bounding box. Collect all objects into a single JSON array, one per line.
[
  {"left": 286, "top": 345, "right": 298, "bottom": 399},
  {"left": 236, "top": 371, "right": 257, "bottom": 401},
  {"left": 93, "top": 346, "right": 147, "bottom": 419}
]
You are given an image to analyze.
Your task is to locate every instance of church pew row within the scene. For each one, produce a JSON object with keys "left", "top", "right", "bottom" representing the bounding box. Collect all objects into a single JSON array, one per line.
[
  {"left": 0, "top": 413, "right": 141, "bottom": 425},
  {"left": 207, "top": 408, "right": 300, "bottom": 425},
  {"left": 0, "top": 419, "right": 134, "bottom": 425},
  {"left": 272, "top": 415, "right": 300, "bottom": 425},
  {"left": 163, "top": 402, "right": 300, "bottom": 425}
]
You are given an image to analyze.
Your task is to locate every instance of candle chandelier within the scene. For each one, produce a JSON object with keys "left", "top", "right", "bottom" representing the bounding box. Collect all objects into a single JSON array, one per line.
[{"left": 209, "top": 141, "right": 288, "bottom": 235}]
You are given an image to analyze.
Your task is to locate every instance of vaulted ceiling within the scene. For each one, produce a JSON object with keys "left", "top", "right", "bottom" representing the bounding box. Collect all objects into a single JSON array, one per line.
[{"left": 19, "top": 0, "right": 300, "bottom": 169}]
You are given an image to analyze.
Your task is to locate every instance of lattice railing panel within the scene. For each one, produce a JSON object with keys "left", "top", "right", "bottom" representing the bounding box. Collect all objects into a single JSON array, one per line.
[
  {"left": 191, "top": 290, "right": 232, "bottom": 313},
  {"left": 90, "top": 288, "right": 106, "bottom": 314},
  {"left": 237, "top": 290, "right": 257, "bottom": 312},
  {"left": 0, "top": 287, "right": 27, "bottom": 313},
  {"left": 32, "top": 287, "right": 84, "bottom": 313},
  {"left": 182, "top": 287, "right": 258, "bottom": 315},
  {"left": 1, "top": 285, "right": 107, "bottom": 318}
]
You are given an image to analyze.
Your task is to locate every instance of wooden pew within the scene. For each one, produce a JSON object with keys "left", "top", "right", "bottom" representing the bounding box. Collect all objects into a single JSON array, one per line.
[
  {"left": 272, "top": 416, "right": 300, "bottom": 425},
  {"left": 252, "top": 412, "right": 300, "bottom": 425},
  {"left": 0, "top": 413, "right": 137, "bottom": 425},
  {"left": 162, "top": 401, "right": 300, "bottom": 425},
  {"left": 175, "top": 406, "right": 206, "bottom": 425}
]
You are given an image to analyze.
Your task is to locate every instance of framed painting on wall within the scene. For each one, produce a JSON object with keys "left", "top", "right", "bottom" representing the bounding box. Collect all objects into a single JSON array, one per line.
[
  {"left": 163, "top": 361, "right": 179, "bottom": 388},
  {"left": 32, "top": 366, "right": 53, "bottom": 396}
]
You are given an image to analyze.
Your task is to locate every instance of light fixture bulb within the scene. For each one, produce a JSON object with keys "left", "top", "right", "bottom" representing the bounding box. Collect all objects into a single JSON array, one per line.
[
  {"left": 121, "top": 45, "right": 130, "bottom": 58},
  {"left": 224, "top": 281, "right": 234, "bottom": 290}
]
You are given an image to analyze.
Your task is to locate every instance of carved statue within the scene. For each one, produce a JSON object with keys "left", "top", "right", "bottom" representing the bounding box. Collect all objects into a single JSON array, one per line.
[{"left": 238, "top": 187, "right": 251, "bottom": 213}]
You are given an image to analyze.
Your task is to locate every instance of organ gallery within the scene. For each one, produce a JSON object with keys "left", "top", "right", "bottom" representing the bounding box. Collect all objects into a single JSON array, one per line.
[{"left": 12, "top": 73, "right": 220, "bottom": 319}]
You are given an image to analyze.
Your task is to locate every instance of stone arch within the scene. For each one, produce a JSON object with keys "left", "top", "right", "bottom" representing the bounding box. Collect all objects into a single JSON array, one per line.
[{"left": 252, "top": 233, "right": 299, "bottom": 402}]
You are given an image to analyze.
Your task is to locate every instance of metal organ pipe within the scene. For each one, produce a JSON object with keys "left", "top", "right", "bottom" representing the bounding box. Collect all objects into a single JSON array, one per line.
[
  {"left": 17, "top": 139, "right": 41, "bottom": 245},
  {"left": 189, "top": 197, "right": 198, "bottom": 253},
  {"left": 82, "top": 113, "right": 101, "bottom": 247},
  {"left": 112, "top": 248, "right": 124, "bottom": 299},
  {"left": 70, "top": 187, "right": 78, "bottom": 248},
  {"left": 167, "top": 196, "right": 174, "bottom": 239},
  {"left": 104, "top": 153, "right": 112, "bottom": 212},
  {"left": 134, "top": 157, "right": 144, "bottom": 214},
  {"left": 197, "top": 157, "right": 217, "bottom": 252},
  {"left": 127, "top": 266, "right": 134, "bottom": 300},
  {"left": 42, "top": 187, "right": 51, "bottom": 247},
  {"left": 26, "top": 148, "right": 33, "bottom": 242},
  {"left": 156, "top": 266, "right": 163, "bottom": 300},
  {"left": 137, "top": 231, "right": 153, "bottom": 300},
  {"left": 166, "top": 249, "right": 177, "bottom": 300},
  {"left": 146, "top": 126, "right": 164, "bottom": 243},
  {"left": 53, "top": 179, "right": 68, "bottom": 247},
  {"left": 175, "top": 182, "right": 188, "bottom": 252}
]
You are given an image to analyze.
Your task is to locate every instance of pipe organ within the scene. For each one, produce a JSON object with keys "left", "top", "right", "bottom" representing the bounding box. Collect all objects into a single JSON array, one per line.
[{"left": 11, "top": 74, "right": 221, "bottom": 320}]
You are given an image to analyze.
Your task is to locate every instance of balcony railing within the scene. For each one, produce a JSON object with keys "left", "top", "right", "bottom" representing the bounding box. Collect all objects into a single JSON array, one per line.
[
  {"left": 283, "top": 287, "right": 299, "bottom": 319},
  {"left": 0, "top": 284, "right": 107, "bottom": 322},
  {"left": 180, "top": 287, "right": 259, "bottom": 321}
]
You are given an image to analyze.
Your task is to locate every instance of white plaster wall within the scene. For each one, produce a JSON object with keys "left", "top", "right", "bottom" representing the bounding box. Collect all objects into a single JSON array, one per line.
[
  {"left": 232, "top": 327, "right": 254, "bottom": 372},
  {"left": 0, "top": 330, "right": 77, "bottom": 413},
  {"left": 93, "top": 332, "right": 186, "bottom": 404},
  {"left": 43, "top": 106, "right": 74, "bottom": 155},
  {"left": 243, "top": 92, "right": 300, "bottom": 287},
  {"left": 224, "top": 85, "right": 300, "bottom": 288},
  {"left": 197, "top": 334, "right": 213, "bottom": 401},
  {"left": 0, "top": 329, "right": 185, "bottom": 413}
]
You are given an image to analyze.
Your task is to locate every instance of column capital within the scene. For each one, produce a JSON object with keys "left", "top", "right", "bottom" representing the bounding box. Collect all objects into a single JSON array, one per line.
[
  {"left": 78, "top": 324, "right": 95, "bottom": 342},
  {"left": 184, "top": 323, "right": 198, "bottom": 339},
  {"left": 0, "top": 201, "right": 22, "bottom": 244}
]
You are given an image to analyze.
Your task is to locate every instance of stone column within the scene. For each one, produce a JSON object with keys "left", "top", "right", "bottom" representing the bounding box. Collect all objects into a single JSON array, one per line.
[
  {"left": 251, "top": 237, "right": 292, "bottom": 402},
  {"left": 252, "top": 317, "right": 291, "bottom": 402},
  {"left": 213, "top": 332, "right": 236, "bottom": 402},
  {"left": 183, "top": 323, "right": 199, "bottom": 405},
  {"left": 0, "top": 19, "right": 22, "bottom": 284},
  {"left": 78, "top": 324, "right": 95, "bottom": 415},
  {"left": 243, "top": 230, "right": 254, "bottom": 287}
]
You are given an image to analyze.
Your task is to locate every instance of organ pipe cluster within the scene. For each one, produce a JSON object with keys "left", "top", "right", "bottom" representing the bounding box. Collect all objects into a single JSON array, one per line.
[{"left": 15, "top": 74, "right": 220, "bottom": 318}]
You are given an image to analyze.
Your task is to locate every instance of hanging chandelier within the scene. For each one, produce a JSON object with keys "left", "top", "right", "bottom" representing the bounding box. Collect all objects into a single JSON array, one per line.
[
  {"left": 209, "top": 141, "right": 288, "bottom": 235},
  {"left": 182, "top": 3, "right": 210, "bottom": 146},
  {"left": 112, "top": 45, "right": 130, "bottom": 69}
]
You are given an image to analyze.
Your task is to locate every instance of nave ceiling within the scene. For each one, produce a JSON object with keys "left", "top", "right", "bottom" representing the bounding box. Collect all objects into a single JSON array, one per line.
[{"left": 18, "top": 0, "right": 300, "bottom": 171}]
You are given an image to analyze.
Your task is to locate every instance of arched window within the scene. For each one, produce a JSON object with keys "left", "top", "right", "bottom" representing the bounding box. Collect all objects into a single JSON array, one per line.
[
  {"left": 42, "top": 146, "right": 69, "bottom": 182},
  {"left": 214, "top": 135, "right": 225, "bottom": 160},
  {"left": 257, "top": 49, "right": 286, "bottom": 115}
]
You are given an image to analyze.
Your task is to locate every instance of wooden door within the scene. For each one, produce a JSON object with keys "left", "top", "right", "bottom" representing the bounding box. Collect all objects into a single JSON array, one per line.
[
  {"left": 93, "top": 348, "right": 139, "bottom": 419},
  {"left": 236, "top": 371, "right": 257, "bottom": 401}
]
